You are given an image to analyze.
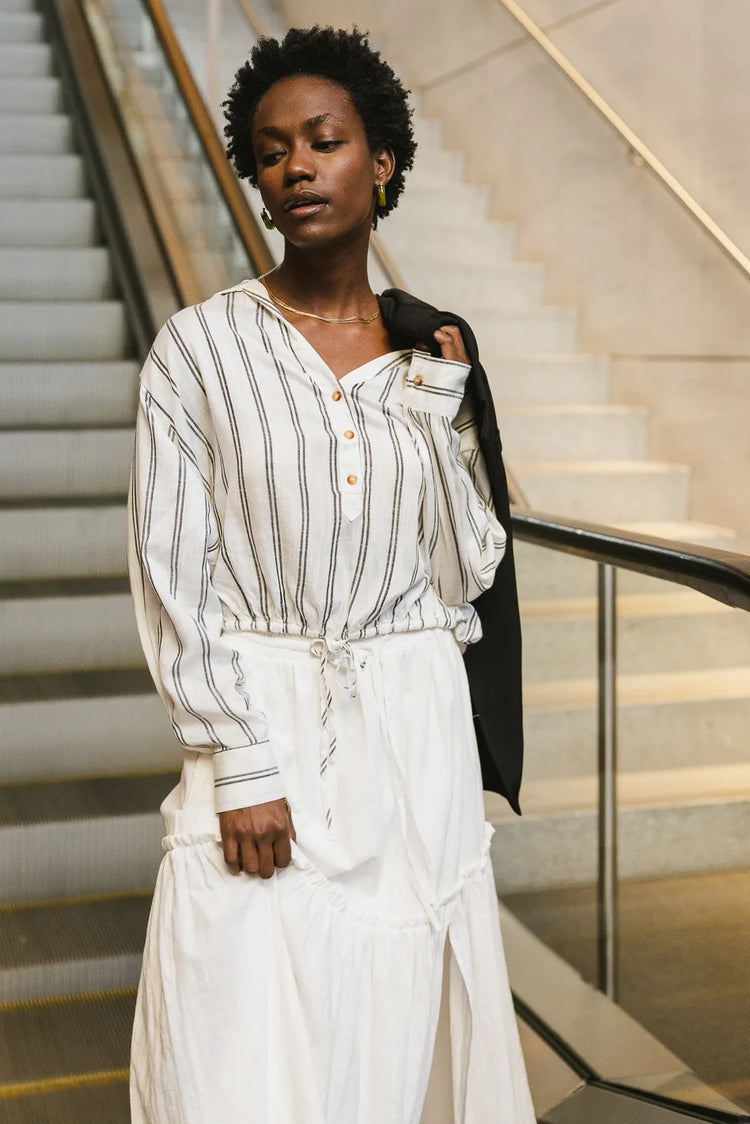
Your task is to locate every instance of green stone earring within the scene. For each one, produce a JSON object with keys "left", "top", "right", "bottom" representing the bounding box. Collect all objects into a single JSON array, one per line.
[
  {"left": 377, "top": 183, "right": 387, "bottom": 208},
  {"left": 261, "top": 208, "right": 275, "bottom": 231}
]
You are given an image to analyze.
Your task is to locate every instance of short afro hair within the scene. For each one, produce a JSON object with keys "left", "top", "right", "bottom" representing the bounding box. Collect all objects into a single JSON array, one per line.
[{"left": 223, "top": 26, "right": 416, "bottom": 221}]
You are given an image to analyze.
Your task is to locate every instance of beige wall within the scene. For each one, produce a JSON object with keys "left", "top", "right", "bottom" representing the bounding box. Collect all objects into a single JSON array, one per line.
[{"left": 280, "top": 0, "right": 750, "bottom": 542}]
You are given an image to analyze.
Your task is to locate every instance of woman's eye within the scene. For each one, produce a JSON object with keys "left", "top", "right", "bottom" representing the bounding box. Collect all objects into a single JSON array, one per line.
[
  {"left": 260, "top": 151, "right": 284, "bottom": 167},
  {"left": 314, "top": 140, "right": 343, "bottom": 151}
]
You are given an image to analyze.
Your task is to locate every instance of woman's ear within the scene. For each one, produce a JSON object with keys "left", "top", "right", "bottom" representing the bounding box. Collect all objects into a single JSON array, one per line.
[{"left": 373, "top": 146, "right": 396, "bottom": 186}]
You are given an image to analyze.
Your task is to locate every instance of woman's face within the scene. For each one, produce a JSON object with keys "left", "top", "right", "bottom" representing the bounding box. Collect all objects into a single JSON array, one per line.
[{"left": 252, "top": 75, "right": 394, "bottom": 249}]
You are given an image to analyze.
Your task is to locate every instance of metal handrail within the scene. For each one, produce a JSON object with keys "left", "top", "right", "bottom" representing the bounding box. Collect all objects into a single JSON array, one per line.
[
  {"left": 140, "top": 0, "right": 274, "bottom": 278},
  {"left": 494, "top": 0, "right": 750, "bottom": 284},
  {"left": 512, "top": 509, "right": 750, "bottom": 612},
  {"left": 512, "top": 506, "right": 750, "bottom": 1001}
]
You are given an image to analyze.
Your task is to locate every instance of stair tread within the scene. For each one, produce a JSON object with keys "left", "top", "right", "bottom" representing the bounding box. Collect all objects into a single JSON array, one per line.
[
  {"left": 524, "top": 664, "right": 750, "bottom": 710},
  {"left": 615, "top": 519, "right": 737, "bottom": 541},
  {"left": 503, "top": 404, "right": 645, "bottom": 417},
  {"left": 0, "top": 894, "right": 151, "bottom": 970},
  {"left": 520, "top": 590, "right": 737, "bottom": 620},
  {"left": 0, "top": 1075, "right": 130, "bottom": 1117},
  {"left": 515, "top": 459, "right": 689, "bottom": 473},
  {"left": 0, "top": 576, "right": 129, "bottom": 599},
  {"left": 0, "top": 772, "right": 176, "bottom": 828},
  {"left": 487, "top": 761, "right": 750, "bottom": 820},
  {"left": 0, "top": 667, "right": 153, "bottom": 704},
  {"left": 0, "top": 494, "right": 128, "bottom": 510},
  {"left": 0, "top": 989, "right": 134, "bottom": 1087}
]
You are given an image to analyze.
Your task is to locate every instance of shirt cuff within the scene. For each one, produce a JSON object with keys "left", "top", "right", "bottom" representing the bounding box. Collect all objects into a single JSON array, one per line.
[
  {"left": 403, "top": 352, "right": 471, "bottom": 420},
  {"left": 212, "top": 741, "right": 286, "bottom": 813}
]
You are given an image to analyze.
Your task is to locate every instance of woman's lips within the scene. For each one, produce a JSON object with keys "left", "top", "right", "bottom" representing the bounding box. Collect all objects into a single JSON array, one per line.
[
  {"left": 286, "top": 202, "right": 327, "bottom": 217},
  {"left": 284, "top": 195, "right": 328, "bottom": 216}
]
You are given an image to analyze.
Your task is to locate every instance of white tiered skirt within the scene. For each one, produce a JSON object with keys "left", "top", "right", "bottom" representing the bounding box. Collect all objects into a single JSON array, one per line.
[{"left": 129, "top": 628, "right": 535, "bottom": 1123}]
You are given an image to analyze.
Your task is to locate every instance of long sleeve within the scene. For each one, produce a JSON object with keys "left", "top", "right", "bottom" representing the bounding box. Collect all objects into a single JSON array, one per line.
[
  {"left": 403, "top": 351, "right": 507, "bottom": 620},
  {"left": 127, "top": 317, "right": 285, "bottom": 814}
]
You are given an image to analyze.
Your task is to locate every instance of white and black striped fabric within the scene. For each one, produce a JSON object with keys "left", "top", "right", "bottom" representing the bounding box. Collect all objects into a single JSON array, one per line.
[{"left": 128, "top": 279, "right": 506, "bottom": 813}]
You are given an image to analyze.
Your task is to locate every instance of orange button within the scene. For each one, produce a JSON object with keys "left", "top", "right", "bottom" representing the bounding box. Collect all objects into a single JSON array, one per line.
[
  {"left": 413, "top": 375, "right": 423, "bottom": 386},
  {"left": 347, "top": 474, "right": 358, "bottom": 486},
  {"left": 344, "top": 429, "right": 354, "bottom": 440},
  {"left": 332, "top": 390, "right": 342, "bottom": 401}
]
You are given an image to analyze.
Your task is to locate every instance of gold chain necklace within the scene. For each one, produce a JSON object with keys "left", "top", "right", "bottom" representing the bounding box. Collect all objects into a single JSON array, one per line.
[{"left": 259, "top": 276, "right": 380, "bottom": 325}]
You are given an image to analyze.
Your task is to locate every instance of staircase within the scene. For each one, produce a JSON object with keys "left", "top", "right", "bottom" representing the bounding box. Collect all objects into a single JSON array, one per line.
[
  {"left": 379, "top": 112, "right": 750, "bottom": 895},
  {"left": 0, "top": 0, "right": 177, "bottom": 1113}
]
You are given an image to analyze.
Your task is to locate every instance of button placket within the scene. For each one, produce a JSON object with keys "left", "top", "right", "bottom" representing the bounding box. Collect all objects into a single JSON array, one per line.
[{"left": 328, "top": 384, "right": 362, "bottom": 521}]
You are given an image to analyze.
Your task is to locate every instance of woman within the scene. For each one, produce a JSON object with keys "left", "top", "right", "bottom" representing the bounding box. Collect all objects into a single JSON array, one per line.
[{"left": 128, "top": 25, "right": 535, "bottom": 1124}]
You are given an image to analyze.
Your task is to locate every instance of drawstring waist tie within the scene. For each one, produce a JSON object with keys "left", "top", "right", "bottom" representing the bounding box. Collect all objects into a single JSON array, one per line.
[{"left": 309, "top": 634, "right": 441, "bottom": 929}]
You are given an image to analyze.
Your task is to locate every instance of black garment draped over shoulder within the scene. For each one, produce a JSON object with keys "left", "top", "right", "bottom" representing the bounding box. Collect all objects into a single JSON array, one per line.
[{"left": 378, "top": 288, "right": 523, "bottom": 815}]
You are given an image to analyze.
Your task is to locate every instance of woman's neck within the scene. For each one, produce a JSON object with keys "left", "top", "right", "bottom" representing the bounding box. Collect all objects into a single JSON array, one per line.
[{"left": 267, "top": 241, "right": 376, "bottom": 320}]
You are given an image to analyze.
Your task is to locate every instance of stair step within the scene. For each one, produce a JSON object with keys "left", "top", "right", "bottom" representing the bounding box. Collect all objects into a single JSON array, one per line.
[
  {"left": 0, "top": 676, "right": 178, "bottom": 784},
  {"left": 519, "top": 591, "right": 750, "bottom": 681},
  {"left": 403, "top": 261, "right": 545, "bottom": 310},
  {"left": 0, "top": 1077, "right": 130, "bottom": 1120},
  {"left": 0, "top": 586, "right": 142, "bottom": 674},
  {"left": 0, "top": 153, "right": 87, "bottom": 199},
  {"left": 0, "top": 248, "right": 113, "bottom": 300},
  {"left": 0, "top": 893, "right": 151, "bottom": 1003},
  {"left": 0, "top": 503, "right": 127, "bottom": 581},
  {"left": 0, "top": 773, "right": 174, "bottom": 902},
  {"left": 0, "top": 42, "right": 52, "bottom": 78},
  {"left": 1, "top": 497, "right": 127, "bottom": 572},
  {"left": 0, "top": 988, "right": 133, "bottom": 1093},
  {"left": 0, "top": 111, "right": 72, "bottom": 153},
  {"left": 0, "top": 76, "right": 63, "bottom": 113},
  {"left": 412, "top": 115, "right": 443, "bottom": 148},
  {"left": 409, "top": 145, "right": 464, "bottom": 183},
  {"left": 515, "top": 460, "right": 690, "bottom": 522},
  {"left": 486, "top": 763, "right": 750, "bottom": 893},
  {"left": 0, "top": 301, "right": 130, "bottom": 361},
  {"left": 0, "top": 428, "right": 132, "bottom": 498},
  {"left": 0, "top": 12, "right": 44, "bottom": 44},
  {"left": 523, "top": 666, "right": 750, "bottom": 780},
  {"left": 513, "top": 521, "right": 738, "bottom": 600},
  {"left": 491, "top": 354, "right": 610, "bottom": 406},
  {"left": 473, "top": 308, "right": 577, "bottom": 354},
  {"left": 0, "top": 360, "right": 137, "bottom": 426},
  {"left": 0, "top": 198, "right": 98, "bottom": 248},
  {"left": 381, "top": 219, "right": 515, "bottom": 267},
  {"left": 501, "top": 405, "right": 647, "bottom": 462},
  {"left": 388, "top": 181, "right": 491, "bottom": 225}
]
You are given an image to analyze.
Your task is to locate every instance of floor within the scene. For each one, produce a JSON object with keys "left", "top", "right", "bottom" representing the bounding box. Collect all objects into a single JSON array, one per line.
[{"left": 503, "top": 867, "right": 750, "bottom": 1112}]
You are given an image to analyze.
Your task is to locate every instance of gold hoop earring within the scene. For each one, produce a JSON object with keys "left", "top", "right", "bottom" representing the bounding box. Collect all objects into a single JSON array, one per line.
[
  {"left": 376, "top": 183, "right": 387, "bottom": 208},
  {"left": 261, "top": 208, "right": 275, "bottom": 231}
]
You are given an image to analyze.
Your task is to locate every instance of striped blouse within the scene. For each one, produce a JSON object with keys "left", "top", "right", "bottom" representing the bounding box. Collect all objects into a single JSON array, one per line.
[{"left": 128, "top": 279, "right": 506, "bottom": 813}]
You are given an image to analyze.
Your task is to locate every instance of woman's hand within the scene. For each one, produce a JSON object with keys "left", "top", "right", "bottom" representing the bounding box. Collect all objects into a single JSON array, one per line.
[
  {"left": 434, "top": 325, "right": 470, "bottom": 365},
  {"left": 219, "top": 798, "right": 296, "bottom": 878}
]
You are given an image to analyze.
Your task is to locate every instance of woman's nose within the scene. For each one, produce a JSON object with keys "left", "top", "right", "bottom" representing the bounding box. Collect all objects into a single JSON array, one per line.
[{"left": 284, "top": 143, "right": 315, "bottom": 183}]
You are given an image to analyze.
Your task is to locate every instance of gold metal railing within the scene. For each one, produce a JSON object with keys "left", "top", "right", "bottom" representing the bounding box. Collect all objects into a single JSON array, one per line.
[
  {"left": 494, "top": 0, "right": 750, "bottom": 284},
  {"left": 143, "top": 0, "right": 274, "bottom": 278}
]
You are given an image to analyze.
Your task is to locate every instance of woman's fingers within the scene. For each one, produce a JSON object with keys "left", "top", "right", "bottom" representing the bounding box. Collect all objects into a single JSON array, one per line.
[
  {"left": 222, "top": 835, "right": 240, "bottom": 869},
  {"left": 238, "top": 840, "right": 259, "bottom": 877},
  {"left": 433, "top": 325, "right": 469, "bottom": 365},
  {"left": 273, "top": 831, "right": 292, "bottom": 870},
  {"left": 219, "top": 799, "right": 294, "bottom": 878},
  {"left": 256, "top": 838, "right": 276, "bottom": 879}
]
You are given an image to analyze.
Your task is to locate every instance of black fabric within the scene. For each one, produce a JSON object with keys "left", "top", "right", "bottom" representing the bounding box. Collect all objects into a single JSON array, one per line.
[{"left": 378, "top": 288, "right": 523, "bottom": 814}]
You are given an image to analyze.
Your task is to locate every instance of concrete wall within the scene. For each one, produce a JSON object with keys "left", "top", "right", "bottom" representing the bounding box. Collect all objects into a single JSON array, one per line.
[{"left": 279, "top": 0, "right": 750, "bottom": 544}]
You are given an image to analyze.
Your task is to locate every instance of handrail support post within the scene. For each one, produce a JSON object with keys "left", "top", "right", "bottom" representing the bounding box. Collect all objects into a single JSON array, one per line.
[{"left": 597, "top": 562, "right": 619, "bottom": 1000}]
